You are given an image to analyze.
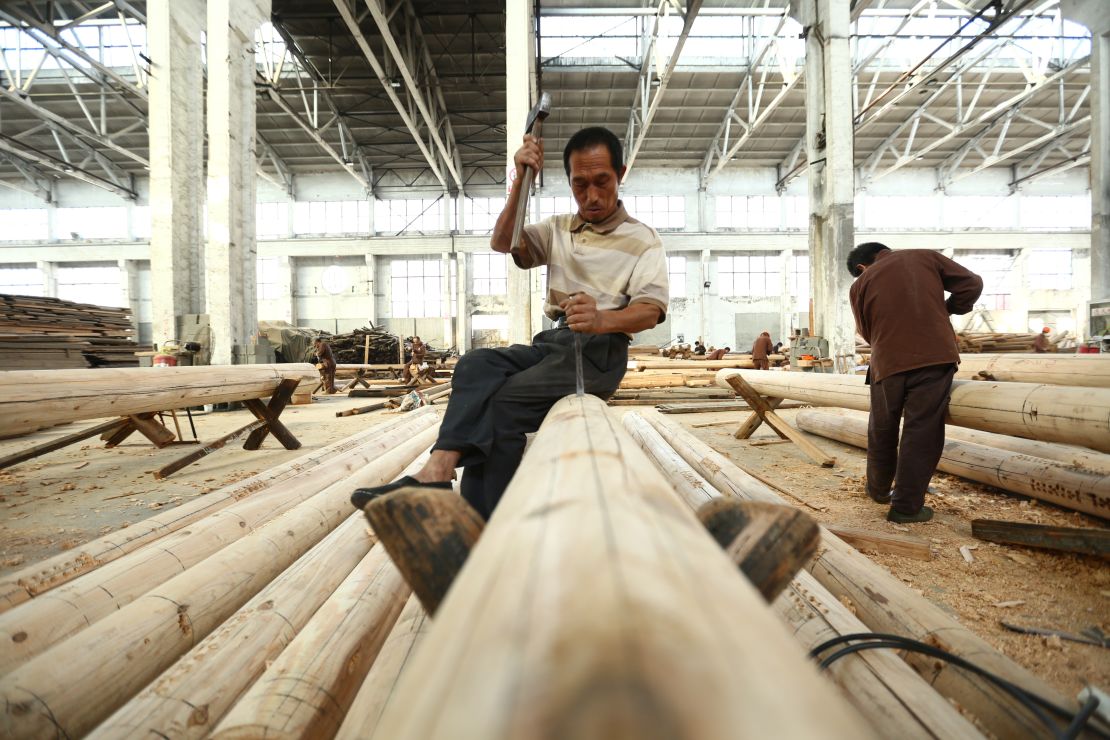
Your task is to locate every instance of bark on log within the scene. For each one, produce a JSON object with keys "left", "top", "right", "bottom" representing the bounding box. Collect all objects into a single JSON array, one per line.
[
  {"left": 795, "top": 410, "right": 1110, "bottom": 519},
  {"left": 211, "top": 544, "right": 410, "bottom": 740},
  {"left": 623, "top": 412, "right": 983, "bottom": 739},
  {"left": 635, "top": 408, "right": 1073, "bottom": 738},
  {"left": 954, "top": 353, "right": 1110, "bottom": 388},
  {"left": 0, "top": 408, "right": 436, "bottom": 614},
  {"left": 715, "top": 368, "right": 1110, "bottom": 453},
  {"left": 0, "top": 413, "right": 438, "bottom": 673},
  {"left": 371, "top": 395, "right": 874, "bottom": 740},
  {"left": 87, "top": 515, "right": 374, "bottom": 739},
  {"left": 334, "top": 595, "right": 430, "bottom": 740},
  {"left": 970, "top": 519, "right": 1110, "bottom": 557},
  {"left": 0, "top": 428, "right": 436, "bottom": 740},
  {"left": 0, "top": 364, "right": 319, "bottom": 437}
]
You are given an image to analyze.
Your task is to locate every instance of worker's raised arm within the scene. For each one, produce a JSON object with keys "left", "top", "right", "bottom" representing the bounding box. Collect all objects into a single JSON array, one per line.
[
  {"left": 491, "top": 135, "right": 546, "bottom": 267},
  {"left": 934, "top": 253, "right": 984, "bottom": 315}
]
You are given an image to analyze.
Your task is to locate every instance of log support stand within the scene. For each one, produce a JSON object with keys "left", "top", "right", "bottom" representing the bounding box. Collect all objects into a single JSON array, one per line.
[{"left": 724, "top": 374, "right": 835, "bottom": 467}]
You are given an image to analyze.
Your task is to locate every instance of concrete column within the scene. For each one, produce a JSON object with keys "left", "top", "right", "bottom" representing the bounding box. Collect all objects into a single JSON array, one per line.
[
  {"left": 36, "top": 260, "right": 57, "bottom": 298},
  {"left": 205, "top": 0, "right": 269, "bottom": 365},
  {"left": 365, "top": 254, "right": 378, "bottom": 324},
  {"left": 699, "top": 248, "right": 711, "bottom": 344},
  {"left": 779, "top": 249, "right": 792, "bottom": 341},
  {"left": 1091, "top": 29, "right": 1110, "bottom": 328},
  {"left": 148, "top": 0, "right": 205, "bottom": 346},
  {"left": 118, "top": 259, "right": 142, "bottom": 337},
  {"left": 442, "top": 252, "right": 456, "bottom": 349},
  {"left": 794, "top": 0, "right": 855, "bottom": 361},
  {"left": 456, "top": 192, "right": 466, "bottom": 233},
  {"left": 505, "top": 0, "right": 535, "bottom": 344},
  {"left": 456, "top": 252, "right": 471, "bottom": 352}
]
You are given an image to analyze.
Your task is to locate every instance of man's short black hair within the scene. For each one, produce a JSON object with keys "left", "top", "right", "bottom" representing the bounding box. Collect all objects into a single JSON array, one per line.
[
  {"left": 563, "top": 127, "right": 623, "bottom": 176},
  {"left": 846, "top": 242, "right": 891, "bottom": 277}
]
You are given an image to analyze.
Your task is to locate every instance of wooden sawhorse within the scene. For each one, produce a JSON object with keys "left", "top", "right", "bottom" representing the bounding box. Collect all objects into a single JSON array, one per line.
[{"left": 722, "top": 374, "right": 835, "bottom": 468}]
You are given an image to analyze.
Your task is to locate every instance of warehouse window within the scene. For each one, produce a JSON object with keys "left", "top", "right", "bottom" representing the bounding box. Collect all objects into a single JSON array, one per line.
[
  {"left": 859, "top": 195, "right": 941, "bottom": 230},
  {"left": 717, "top": 253, "right": 781, "bottom": 298},
  {"left": 1026, "top": 249, "right": 1072, "bottom": 290},
  {"left": 625, "top": 195, "right": 685, "bottom": 230},
  {"left": 257, "top": 257, "right": 281, "bottom": 300},
  {"left": 374, "top": 198, "right": 445, "bottom": 234},
  {"left": 668, "top": 255, "right": 686, "bottom": 298},
  {"left": 391, "top": 259, "right": 446, "bottom": 318},
  {"left": 715, "top": 196, "right": 779, "bottom": 229},
  {"left": 472, "top": 252, "right": 507, "bottom": 295},
  {"left": 0, "top": 266, "right": 44, "bottom": 297},
  {"left": 56, "top": 265, "right": 124, "bottom": 307},
  {"left": 53, "top": 207, "right": 128, "bottom": 240},
  {"left": 0, "top": 209, "right": 49, "bottom": 241},
  {"left": 789, "top": 253, "right": 810, "bottom": 310},
  {"left": 538, "top": 196, "right": 575, "bottom": 221},
  {"left": 955, "top": 251, "right": 1014, "bottom": 310},
  {"left": 462, "top": 197, "right": 506, "bottom": 233},
  {"left": 292, "top": 200, "right": 369, "bottom": 235},
  {"left": 944, "top": 197, "right": 1014, "bottom": 229},
  {"left": 257, "top": 202, "right": 290, "bottom": 237},
  {"left": 1020, "top": 196, "right": 1090, "bottom": 229}
]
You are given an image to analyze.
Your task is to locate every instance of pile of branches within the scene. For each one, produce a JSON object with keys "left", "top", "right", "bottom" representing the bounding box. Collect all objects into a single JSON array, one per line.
[{"left": 326, "top": 326, "right": 403, "bottom": 365}]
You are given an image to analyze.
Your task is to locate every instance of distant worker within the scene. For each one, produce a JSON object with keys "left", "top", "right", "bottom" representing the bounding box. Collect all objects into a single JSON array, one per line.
[
  {"left": 847, "top": 243, "right": 983, "bottom": 524},
  {"left": 403, "top": 336, "right": 427, "bottom": 384},
  {"left": 751, "top": 331, "right": 773, "bottom": 370},
  {"left": 1033, "top": 327, "right": 1052, "bottom": 353},
  {"left": 693, "top": 340, "right": 706, "bottom": 356},
  {"left": 706, "top": 346, "right": 730, "bottom": 361},
  {"left": 313, "top": 337, "right": 338, "bottom": 394}
]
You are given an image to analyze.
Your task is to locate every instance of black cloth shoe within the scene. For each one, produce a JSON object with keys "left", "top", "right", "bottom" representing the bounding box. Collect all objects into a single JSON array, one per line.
[
  {"left": 887, "top": 505, "right": 934, "bottom": 524},
  {"left": 350, "top": 475, "right": 453, "bottom": 510}
]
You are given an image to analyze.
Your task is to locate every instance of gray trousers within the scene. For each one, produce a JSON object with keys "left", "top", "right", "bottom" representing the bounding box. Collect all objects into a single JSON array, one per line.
[
  {"left": 867, "top": 363, "right": 956, "bottom": 514},
  {"left": 434, "top": 329, "right": 629, "bottom": 519}
]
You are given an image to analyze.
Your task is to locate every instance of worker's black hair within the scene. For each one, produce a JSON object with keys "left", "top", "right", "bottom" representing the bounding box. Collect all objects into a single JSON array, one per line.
[
  {"left": 846, "top": 242, "right": 891, "bottom": 277},
  {"left": 563, "top": 127, "right": 623, "bottom": 177}
]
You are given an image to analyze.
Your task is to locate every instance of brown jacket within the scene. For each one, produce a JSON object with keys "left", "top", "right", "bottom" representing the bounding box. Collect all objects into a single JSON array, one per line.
[
  {"left": 314, "top": 342, "right": 336, "bottom": 370},
  {"left": 849, "top": 249, "right": 982, "bottom": 384},
  {"left": 752, "top": 334, "right": 773, "bottom": 360}
]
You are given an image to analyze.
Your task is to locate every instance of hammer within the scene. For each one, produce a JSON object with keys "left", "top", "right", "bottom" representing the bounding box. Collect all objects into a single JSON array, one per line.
[{"left": 509, "top": 91, "right": 551, "bottom": 254}]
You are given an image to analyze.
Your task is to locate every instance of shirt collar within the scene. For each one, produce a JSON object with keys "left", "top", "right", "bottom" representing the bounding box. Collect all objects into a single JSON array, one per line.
[{"left": 569, "top": 200, "right": 629, "bottom": 235}]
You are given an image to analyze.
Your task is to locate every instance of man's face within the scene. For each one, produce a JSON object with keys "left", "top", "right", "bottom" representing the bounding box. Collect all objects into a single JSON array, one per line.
[{"left": 568, "top": 144, "right": 626, "bottom": 223}]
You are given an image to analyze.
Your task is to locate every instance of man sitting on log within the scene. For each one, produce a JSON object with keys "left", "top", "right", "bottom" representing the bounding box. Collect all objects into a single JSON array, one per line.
[
  {"left": 847, "top": 242, "right": 983, "bottom": 523},
  {"left": 351, "top": 127, "right": 669, "bottom": 519},
  {"left": 402, "top": 336, "right": 427, "bottom": 384}
]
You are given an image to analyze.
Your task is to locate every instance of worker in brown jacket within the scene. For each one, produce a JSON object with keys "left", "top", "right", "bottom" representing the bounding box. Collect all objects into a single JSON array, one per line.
[
  {"left": 403, "top": 336, "right": 428, "bottom": 384},
  {"left": 1033, "top": 327, "right": 1052, "bottom": 353},
  {"left": 848, "top": 243, "right": 983, "bottom": 524},
  {"left": 313, "top": 338, "right": 338, "bottom": 394},
  {"left": 706, "top": 346, "right": 730, "bottom": 361},
  {"left": 751, "top": 332, "right": 773, "bottom": 370}
]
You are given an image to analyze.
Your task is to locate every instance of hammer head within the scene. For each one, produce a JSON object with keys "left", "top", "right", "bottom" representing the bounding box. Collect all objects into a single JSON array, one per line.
[{"left": 524, "top": 92, "right": 551, "bottom": 134}]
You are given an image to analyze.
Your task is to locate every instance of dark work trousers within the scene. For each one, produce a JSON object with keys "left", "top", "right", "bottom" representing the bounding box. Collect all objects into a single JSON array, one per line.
[
  {"left": 867, "top": 363, "right": 957, "bottom": 514},
  {"left": 434, "top": 328, "right": 630, "bottom": 520}
]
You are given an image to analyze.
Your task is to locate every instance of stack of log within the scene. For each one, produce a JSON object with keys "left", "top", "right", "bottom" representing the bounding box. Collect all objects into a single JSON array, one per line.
[
  {"left": 0, "top": 294, "right": 148, "bottom": 369},
  {"left": 958, "top": 332, "right": 1053, "bottom": 353},
  {"left": 316, "top": 326, "right": 401, "bottom": 365}
]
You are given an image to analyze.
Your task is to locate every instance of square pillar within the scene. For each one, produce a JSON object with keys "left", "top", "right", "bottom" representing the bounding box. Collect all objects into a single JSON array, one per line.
[
  {"left": 456, "top": 252, "right": 471, "bottom": 352},
  {"left": 505, "top": 0, "right": 536, "bottom": 345},
  {"left": 1091, "top": 30, "right": 1110, "bottom": 329},
  {"left": 36, "top": 260, "right": 57, "bottom": 298},
  {"left": 205, "top": 0, "right": 270, "bottom": 365},
  {"left": 148, "top": 0, "right": 206, "bottom": 346},
  {"left": 794, "top": 0, "right": 856, "bottom": 361}
]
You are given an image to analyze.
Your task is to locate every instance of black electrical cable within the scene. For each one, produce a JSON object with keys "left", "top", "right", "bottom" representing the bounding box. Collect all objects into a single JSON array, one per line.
[{"left": 809, "top": 632, "right": 1109, "bottom": 740}]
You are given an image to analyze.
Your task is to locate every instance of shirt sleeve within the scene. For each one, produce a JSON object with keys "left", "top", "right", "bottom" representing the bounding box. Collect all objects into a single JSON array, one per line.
[
  {"left": 626, "top": 236, "right": 669, "bottom": 324},
  {"left": 849, "top": 281, "right": 870, "bottom": 344},
  {"left": 935, "top": 253, "right": 984, "bottom": 315},
  {"left": 513, "top": 217, "right": 554, "bottom": 269}
]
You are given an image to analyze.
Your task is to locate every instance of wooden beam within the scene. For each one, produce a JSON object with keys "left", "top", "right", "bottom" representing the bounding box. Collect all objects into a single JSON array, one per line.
[
  {"left": 971, "top": 519, "right": 1110, "bottom": 557},
  {"left": 242, "top": 377, "right": 301, "bottom": 450},
  {"left": 335, "top": 595, "right": 430, "bottom": 740},
  {"left": 369, "top": 395, "right": 873, "bottom": 740},
  {"left": 716, "top": 368, "right": 1110, "bottom": 453},
  {"left": 154, "top": 419, "right": 268, "bottom": 480},
  {"left": 825, "top": 526, "right": 933, "bottom": 561},
  {"left": 86, "top": 515, "right": 375, "bottom": 738},
  {"left": 210, "top": 544, "right": 410, "bottom": 739},
  {"left": 796, "top": 410, "right": 1110, "bottom": 519},
  {"left": 955, "top": 353, "right": 1110, "bottom": 388},
  {"left": 0, "top": 409, "right": 438, "bottom": 614},
  {"left": 623, "top": 412, "right": 984, "bottom": 740},
  {"left": 635, "top": 408, "right": 1075, "bottom": 738},
  {"left": 362, "top": 486, "right": 485, "bottom": 616},
  {"left": 0, "top": 430, "right": 436, "bottom": 735},
  {"left": 0, "top": 418, "right": 125, "bottom": 471},
  {"left": 0, "top": 364, "right": 318, "bottom": 438}
]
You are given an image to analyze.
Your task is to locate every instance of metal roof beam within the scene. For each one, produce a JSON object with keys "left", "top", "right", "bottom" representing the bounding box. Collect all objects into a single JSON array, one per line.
[
  {"left": 0, "top": 150, "right": 54, "bottom": 202},
  {"left": 0, "top": 133, "right": 135, "bottom": 199},
  {"left": 361, "top": 0, "right": 465, "bottom": 193},
  {"left": 255, "top": 132, "right": 295, "bottom": 197},
  {"left": 332, "top": 0, "right": 450, "bottom": 190},
  {"left": 700, "top": 9, "right": 799, "bottom": 189},
  {"left": 622, "top": 0, "right": 703, "bottom": 182}
]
